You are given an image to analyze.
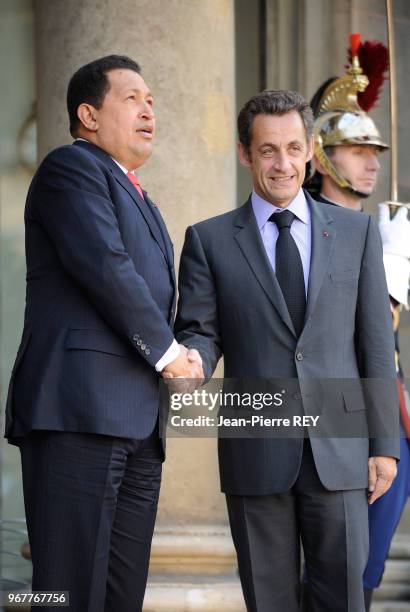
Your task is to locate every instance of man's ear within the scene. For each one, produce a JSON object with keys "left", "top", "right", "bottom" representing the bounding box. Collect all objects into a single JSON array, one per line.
[
  {"left": 77, "top": 103, "right": 99, "bottom": 132},
  {"left": 237, "top": 142, "right": 252, "bottom": 168},
  {"left": 313, "top": 154, "right": 329, "bottom": 177},
  {"left": 306, "top": 135, "right": 315, "bottom": 163}
]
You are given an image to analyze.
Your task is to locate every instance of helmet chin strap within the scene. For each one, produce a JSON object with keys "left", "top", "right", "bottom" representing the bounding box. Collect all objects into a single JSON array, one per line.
[
  {"left": 314, "top": 140, "right": 371, "bottom": 201},
  {"left": 346, "top": 185, "right": 370, "bottom": 199}
]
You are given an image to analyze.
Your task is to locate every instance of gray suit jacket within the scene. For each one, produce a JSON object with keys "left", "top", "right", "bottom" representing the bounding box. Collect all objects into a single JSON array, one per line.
[{"left": 175, "top": 192, "right": 399, "bottom": 495}]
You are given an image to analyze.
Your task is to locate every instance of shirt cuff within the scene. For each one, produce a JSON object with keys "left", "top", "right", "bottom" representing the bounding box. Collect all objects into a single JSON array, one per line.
[{"left": 155, "top": 339, "right": 180, "bottom": 372}]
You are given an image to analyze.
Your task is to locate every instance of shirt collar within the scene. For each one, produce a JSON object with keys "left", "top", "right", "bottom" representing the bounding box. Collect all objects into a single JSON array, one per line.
[
  {"left": 75, "top": 138, "right": 129, "bottom": 174},
  {"left": 251, "top": 188, "right": 309, "bottom": 231},
  {"left": 319, "top": 192, "right": 363, "bottom": 213},
  {"left": 319, "top": 193, "right": 340, "bottom": 206}
]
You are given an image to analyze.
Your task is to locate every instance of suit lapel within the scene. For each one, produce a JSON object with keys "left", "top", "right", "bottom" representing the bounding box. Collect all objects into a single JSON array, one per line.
[
  {"left": 234, "top": 200, "right": 296, "bottom": 337},
  {"left": 144, "top": 191, "right": 176, "bottom": 298},
  {"left": 73, "top": 140, "right": 169, "bottom": 264},
  {"left": 304, "top": 192, "right": 336, "bottom": 323},
  {"left": 143, "top": 191, "right": 174, "bottom": 270},
  {"left": 111, "top": 169, "right": 170, "bottom": 263}
]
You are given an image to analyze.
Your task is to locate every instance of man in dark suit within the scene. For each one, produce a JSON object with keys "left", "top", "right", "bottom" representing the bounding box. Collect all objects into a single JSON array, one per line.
[
  {"left": 5, "top": 55, "right": 202, "bottom": 611},
  {"left": 175, "top": 90, "right": 399, "bottom": 611}
]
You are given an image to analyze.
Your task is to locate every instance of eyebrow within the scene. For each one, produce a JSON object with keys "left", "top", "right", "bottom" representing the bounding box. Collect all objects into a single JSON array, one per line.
[
  {"left": 259, "top": 140, "right": 304, "bottom": 148},
  {"left": 123, "top": 88, "right": 153, "bottom": 98}
]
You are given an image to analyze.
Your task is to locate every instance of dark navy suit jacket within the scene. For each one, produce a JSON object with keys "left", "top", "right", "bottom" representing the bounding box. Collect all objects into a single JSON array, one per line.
[{"left": 6, "top": 140, "right": 175, "bottom": 444}]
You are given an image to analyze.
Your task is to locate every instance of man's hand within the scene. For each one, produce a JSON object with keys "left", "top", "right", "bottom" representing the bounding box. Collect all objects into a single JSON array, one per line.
[
  {"left": 162, "top": 345, "right": 203, "bottom": 378},
  {"left": 378, "top": 203, "right": 410, "bottom": 307},
  {"left": 161, "top": 345, "right": 204, "bottom": 392},
  {"left": 186, "top": 348, "right": 203, "bottom": 371},
  {"left": 378, "top": 203, "right": 410, "bottom": 259},
  {"left": 368, "top": 456, "right": 397, "bottom": 505}
]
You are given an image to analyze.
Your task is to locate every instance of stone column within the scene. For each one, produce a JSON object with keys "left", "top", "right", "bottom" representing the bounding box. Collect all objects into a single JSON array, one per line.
[{"left": 35, "top": 0, "right": 243, "bottom": 608}]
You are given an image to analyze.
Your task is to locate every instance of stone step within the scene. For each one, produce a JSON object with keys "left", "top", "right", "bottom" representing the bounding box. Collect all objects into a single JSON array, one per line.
[
  {"left": 144, "top": 575, "right": 246, "bottom": 611},
  {"left": 379, "top": 560, "right": 410, "bottom": 586},
  {"left": 376, "top": 580, "right": 410, "bottom": 601},
  {"left": 371, "top": 603, "right": 410, "bottom": 611},
  {"left": 389, "top": 535, "right": 410, "bottom": 560},
  {"left": 374, "top": 540, "right": 410, "bottom": 603}
]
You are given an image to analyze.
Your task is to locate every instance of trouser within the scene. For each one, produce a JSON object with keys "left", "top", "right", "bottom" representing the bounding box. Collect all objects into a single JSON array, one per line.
[
  {"left": 19, "top": 426, "right": 162, "bottom": 612},
  {"left": 364, "top": 434, "right": 410, "bottom": 589},
  {"left": 226, "top": 440, "right": 368, "bottom": 612}
]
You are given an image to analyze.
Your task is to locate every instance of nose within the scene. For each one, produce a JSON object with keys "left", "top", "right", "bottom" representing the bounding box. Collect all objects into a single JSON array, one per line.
[
  {"left": 272, "top": 150, "right": 292, "bottom": 173},
  {"left": 140, "top": 101, "right": 154, "bottom": 120},
  {"left": 367, "top": 153, "right": 380, "bottom": 172}
]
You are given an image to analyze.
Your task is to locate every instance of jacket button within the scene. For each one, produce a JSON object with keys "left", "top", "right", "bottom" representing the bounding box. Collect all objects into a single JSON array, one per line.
[
  {"left": 145, "top": 348, "right": 151, "bottom": 356},
  {"left": 133, "top": 334, "right": 139, "bottom": 341},
  {"left": 137, "top": 339, "right": 142, "bottom": 346},
  {"left": 141, "top": 343, "right": 146, "bottom": 350},
  {"left": 296, "top": 352, "right": 304, "bottom": 361}
]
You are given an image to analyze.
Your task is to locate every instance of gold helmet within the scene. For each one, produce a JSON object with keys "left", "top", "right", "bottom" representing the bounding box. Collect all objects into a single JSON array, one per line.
[{"left": 310, "top": 33, "right": 389, "bottom": 196}]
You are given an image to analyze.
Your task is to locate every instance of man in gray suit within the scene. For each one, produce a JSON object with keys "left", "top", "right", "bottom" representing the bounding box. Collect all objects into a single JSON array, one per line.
[{"left": 175, "top": 90, "right": 399, "bottom": 611}]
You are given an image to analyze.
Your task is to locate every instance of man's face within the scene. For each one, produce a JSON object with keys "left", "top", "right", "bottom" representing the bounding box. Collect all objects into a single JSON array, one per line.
[
  {"left": 327, "top": 144, "right": 381, "bottom": 195},
  {"left": 93, "top": 69, "right": 155, "bottom": 170},
  {"left": 238, "top": 111, "right": 314, "bottom": 208}
]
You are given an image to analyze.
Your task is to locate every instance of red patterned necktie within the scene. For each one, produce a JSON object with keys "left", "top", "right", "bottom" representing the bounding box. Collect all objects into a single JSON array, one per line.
[{"left": 126, "top": 172, "right": 144, "bottom": 199}]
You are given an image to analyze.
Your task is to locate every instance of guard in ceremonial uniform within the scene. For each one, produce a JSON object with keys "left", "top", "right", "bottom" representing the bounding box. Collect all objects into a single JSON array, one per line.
[{"left": 304, "top": 34, "right": 410, "bottom": 612}]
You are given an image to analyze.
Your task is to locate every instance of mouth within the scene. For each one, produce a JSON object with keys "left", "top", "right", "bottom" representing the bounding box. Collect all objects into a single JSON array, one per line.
[
  {"left": 269, "top": 175, "right": 295, "bottom": 185},
  {"left": 136, "top": 126, "right": 154, "bottom": 139}
]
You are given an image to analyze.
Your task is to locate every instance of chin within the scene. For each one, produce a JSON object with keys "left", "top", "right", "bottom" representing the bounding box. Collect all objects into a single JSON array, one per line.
[
  {"left": 269, "top": 191, "right": 294, "bottom": 206},
  {"left": 135, "top": 145, "right": 153, "bottom": 164},
  {"left": 358, "top": 186, "right": 374, "bottom": 196}
]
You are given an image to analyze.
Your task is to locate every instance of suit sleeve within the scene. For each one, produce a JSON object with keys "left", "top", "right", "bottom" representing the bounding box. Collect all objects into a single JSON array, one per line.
[
  {"left": 355, "top": 215, "right": 400, "bottom": 459},
  {"left": 32, "top": 147, "right": 174, "bottom": 368},
  {"left": 175, "top": 225, "right": 222, "bottom": 379}
]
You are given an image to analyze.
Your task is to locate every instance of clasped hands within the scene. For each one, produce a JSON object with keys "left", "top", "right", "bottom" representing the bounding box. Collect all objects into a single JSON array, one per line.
[{"left": 161, "top": 345, "right": 204, "bottom": 393}]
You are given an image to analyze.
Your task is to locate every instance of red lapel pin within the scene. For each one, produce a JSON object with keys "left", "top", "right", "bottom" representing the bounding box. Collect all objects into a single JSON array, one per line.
[{"left": 322, "top": 231, "right": 329, "bottom": 238}]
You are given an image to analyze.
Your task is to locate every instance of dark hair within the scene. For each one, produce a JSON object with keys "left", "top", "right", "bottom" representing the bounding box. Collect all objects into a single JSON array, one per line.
[
  {"left": 237, "top": 90, "right": 314, "bottom": 153},
  {"left": 67, "top": 55, "right": 141, "bottom": 136}
]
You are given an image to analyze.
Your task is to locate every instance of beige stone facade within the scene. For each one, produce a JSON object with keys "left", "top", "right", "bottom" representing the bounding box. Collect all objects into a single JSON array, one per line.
[{"left": 1, "top": 0, "right": 410, "bottom": 609}]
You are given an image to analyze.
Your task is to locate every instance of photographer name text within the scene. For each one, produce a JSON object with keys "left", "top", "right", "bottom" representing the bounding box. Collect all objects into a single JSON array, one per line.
[{"left": 170, "top": 415, "right": 320, "bottom": 428}]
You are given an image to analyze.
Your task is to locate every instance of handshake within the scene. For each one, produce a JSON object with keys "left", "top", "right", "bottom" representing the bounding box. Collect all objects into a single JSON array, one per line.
[{"left": 161, "top": 344, "right": 204, "bottom": 392}]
